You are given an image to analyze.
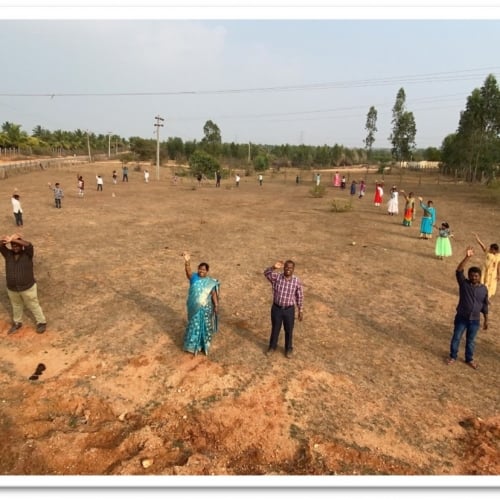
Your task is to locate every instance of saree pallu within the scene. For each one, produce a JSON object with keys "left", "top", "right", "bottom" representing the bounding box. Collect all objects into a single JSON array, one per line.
[{"left": 184, "top": 275, "right": 220, "bottom": 355}]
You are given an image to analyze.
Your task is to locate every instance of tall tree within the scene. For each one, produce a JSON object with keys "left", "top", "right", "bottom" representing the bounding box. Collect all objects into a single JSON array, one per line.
[
  {"left": 201, "top": 120, "right": 222, "bottom": 156},
  {"left": 389, "top": 88, "right": 417, "bottom": 165},
  {"left": 455, "top": 74, "right": 500, "bottom": 182},
  {"left": 364, "top": 106, "right": 378, "bottom": 162}
]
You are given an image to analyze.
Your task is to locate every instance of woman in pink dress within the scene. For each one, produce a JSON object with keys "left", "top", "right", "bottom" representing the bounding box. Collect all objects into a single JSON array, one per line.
[{"left": 333, "top": 171, "right": 341, "bottom": 187}]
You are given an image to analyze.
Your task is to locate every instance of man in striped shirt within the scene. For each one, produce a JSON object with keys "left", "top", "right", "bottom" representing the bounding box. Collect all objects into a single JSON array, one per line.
[{"left": 264, "top": 260, "right": 304, "bottom": 358}]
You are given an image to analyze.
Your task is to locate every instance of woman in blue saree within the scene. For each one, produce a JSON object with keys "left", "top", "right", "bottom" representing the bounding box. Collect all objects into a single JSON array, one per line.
[
  {"left": 417, "top": 197, "right": 436, "bottom": 239},
  {"left": 182, "top": 252, "right": 220, "bottom": 356}
]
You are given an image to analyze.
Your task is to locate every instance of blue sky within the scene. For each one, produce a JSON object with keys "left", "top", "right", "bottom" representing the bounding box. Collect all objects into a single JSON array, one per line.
[{"left": 1, "top": 13, "right": 500, "bottom": 149}]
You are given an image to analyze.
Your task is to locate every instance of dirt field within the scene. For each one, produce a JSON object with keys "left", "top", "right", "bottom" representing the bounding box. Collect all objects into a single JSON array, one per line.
[{"left": 0, "top": 160, "right": 498, "bottom": 481}]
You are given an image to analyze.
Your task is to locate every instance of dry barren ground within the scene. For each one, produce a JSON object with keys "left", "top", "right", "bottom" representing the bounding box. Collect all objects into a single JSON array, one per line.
[{"left": 0, "top": 160, "right": 498, "bottom": 481}]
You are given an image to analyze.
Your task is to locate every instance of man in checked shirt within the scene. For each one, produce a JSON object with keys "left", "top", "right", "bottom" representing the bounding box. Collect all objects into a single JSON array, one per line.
[{"left": 264, "top": 260, "right": 304, "bottom": 358}]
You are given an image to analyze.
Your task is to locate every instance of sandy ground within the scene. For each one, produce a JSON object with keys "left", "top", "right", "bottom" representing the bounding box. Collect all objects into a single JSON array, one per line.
[{"left": 0, "top": 160, "right": 498, "bottom": 482}]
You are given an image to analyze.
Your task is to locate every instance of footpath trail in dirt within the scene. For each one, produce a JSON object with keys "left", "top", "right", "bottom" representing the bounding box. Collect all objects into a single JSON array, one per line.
[{"left": 0, "top": 161, "right": 498, "bottom": 479}]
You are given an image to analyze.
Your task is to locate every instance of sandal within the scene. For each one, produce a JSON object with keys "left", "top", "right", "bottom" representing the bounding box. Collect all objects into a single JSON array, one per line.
[
  {"left": 446, "top": 358, "right": 456, "bottom": 365},
  {"left": 466, "top": 360, "right": 478, "bottom": 370}
]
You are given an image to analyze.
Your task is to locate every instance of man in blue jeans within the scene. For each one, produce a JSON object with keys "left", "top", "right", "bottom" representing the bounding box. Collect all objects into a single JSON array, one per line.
[{"left": 448, "top": 246, "right": 488, "bottom": 369}]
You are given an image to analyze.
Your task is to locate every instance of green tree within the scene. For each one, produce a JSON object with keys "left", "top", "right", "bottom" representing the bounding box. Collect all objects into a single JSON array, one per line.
[
  {"left": 364, "top": 106, "right": 378, "bottom": 162},
  {"left": 389, "top": 88, "right": 417, "bottom": 164},
  {"left": 165, "top": 137, "right": 184, "bottom": 161},
  {"left": 129, "top": 136, "right": 156, "bottom": 161},
  {"left": 1, "top": 121, "right": 28, "bottom": 148},
  {"left": 456, "top": 74, "right": 500, "bottom": 182},
  {"left": 253, "top": 154, "right": 269, "bottom": 172},
  {"left": 201, "top": 120, "right": 222, "bottom": 156},
  {"left": 422, "top": 147, "right": 441, "bottom": 161},
  {"left": 188, "top": 150, "right": 220, "bottom": 177}
]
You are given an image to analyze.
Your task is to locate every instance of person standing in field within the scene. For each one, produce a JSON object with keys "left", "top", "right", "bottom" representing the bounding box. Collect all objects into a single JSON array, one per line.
[
  {"left": 258, "top": 174, "right": 263, "bottom": 187},
  {"left": 235, "top": 173, "right": 240, "bottom": 187},
  {"left": 77, "top": 176, "right": 85, "bottom": 197},
  {"left": 122, "top": 165, "right": 129, "bottom": 182},
  {"left": 264, "top": 260, "right": 304, "bottom": 359},
  {"left": 182, "top": 252, "right": 220, "bottom": 356},
  {"left": 418, "top": 197, "right": 436, "bottom": 239},
  {"left": 333, "top": 171, "right": 340, "bottom": 187},
  {"left": 400, "top": 190, "right": 415, "bottom": 226},
  {"left": 215, "top": 171, "right": 222, "bottom": 188},
  {"left": 112, "top": 170, "right": 118, "bottom": 184},
  {"left": 473, "top": 232, "right": 500, "bottom": 299},
  {"left": 350, "top": 180, "right": 357, "bottom": 196},
  {"left": 48, "top": 182, "right": 64, "bottom": 208},
  {"left": 144, "top": 170, "right": 150, "bottom": 183},
  {"left": 447, "top": 246, "right": 488, "bottom": 370},
  {"left": 435, "top": 222, "right": 453, "bottom": 260},
  {"left": 0, "top": 233, "right": 47, "bottom": 335},
  {"left": 358, "top": 179, "right": 366, "bottom": 199},
  {"left": 374, "top": 182, "right": 384, "bottom": 206},
  {"left": 387, "top": 185, "right": 399, "bottom": 216},
  {"left": 11, "top": 193, "right": 23, "bottom": 227},
  {"left": 96, "top": 175, "right": 104, "bottom": 191}
]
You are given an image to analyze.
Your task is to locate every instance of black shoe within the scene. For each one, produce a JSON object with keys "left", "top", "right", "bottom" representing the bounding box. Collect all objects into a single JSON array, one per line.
[
  {"left": 36, "top": 323, "right": 46, "bottom": 334},
  {"left": 8, "top": 322, "right": 22, "bottom": 335},
  {"left": 285, "top": 350, "right": 293, "bottom": 359}
]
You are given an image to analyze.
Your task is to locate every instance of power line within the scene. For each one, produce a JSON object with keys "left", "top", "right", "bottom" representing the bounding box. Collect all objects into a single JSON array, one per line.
[{"left": 0, "top": 66, "right": 498, "bottom": 98}]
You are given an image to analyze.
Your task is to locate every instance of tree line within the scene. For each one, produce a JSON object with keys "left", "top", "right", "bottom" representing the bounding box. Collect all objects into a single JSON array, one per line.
[{"left": 1, "top": 74, "right": 499, "bottom": 182}]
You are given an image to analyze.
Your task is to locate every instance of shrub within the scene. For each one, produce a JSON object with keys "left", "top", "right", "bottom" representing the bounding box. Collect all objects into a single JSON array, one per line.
[
  {"left": 331, "top": 198, "right": 353, "bottom": 212},
  {"left": 310, "top": 185, "right": 326, "bottom": 198}
]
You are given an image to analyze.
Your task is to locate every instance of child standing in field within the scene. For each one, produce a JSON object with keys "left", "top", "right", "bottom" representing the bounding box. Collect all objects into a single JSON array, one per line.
[
  {"left": 48, "top": 182, "right": 64, "bottom": 208},
  {"left": 144, "top": 170, "right": 150, "bottom": 183},
  {"left": 435, "top": 222, "right": 453, "bottom": 260},
  {"left": 112, "top": 170, "right": 118, "bottom": 184},
  {"left": 358, "top": 179, "right": 366, "bottom": 199},
  {"left": 77, "top": 176, "right": 85, "bottom": 197},
  {"left": 11, "top": 193, "right": 23, "bottom": 226},
  {"left": 96, "top": 175, "right": 104, "bottom": 191}
]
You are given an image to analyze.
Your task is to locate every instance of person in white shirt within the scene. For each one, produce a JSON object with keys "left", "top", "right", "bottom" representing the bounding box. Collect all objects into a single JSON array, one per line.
[
  {"left": 11, "top": 194, "right": 23, "bottom": 227},
  {"left": 144, "top": 170, "right": 150, "bottom": 183},
  {"left": 96, "top": 175, "right": 104, "bottom": 191}
]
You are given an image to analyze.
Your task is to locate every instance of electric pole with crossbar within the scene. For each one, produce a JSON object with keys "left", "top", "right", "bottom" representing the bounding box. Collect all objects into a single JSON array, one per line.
[{"left": 154, "top": 115, "right": 164, "bottom": 180}]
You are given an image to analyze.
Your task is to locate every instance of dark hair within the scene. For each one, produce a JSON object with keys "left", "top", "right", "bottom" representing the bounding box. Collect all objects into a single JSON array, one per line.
[
  {"left": 442, "top": 222, "right": 449, "bottom": 228},
  {"left": 428, "top": 200, "right": 433, "bottom": 205},
  {"left": 198, "top": 262, "right": 210, "bottom": 271},
  {"left": 13, "top": 194, "right": 20, "bottom": 199},
  {"left": 468, "top": 266, "right": 481, "bottom": 277},
  {"left": 284, "top": 260, "right": 295, "bottom": 267},
  {"left": 490, "top": 243, "right": 499, "bottom": 252}
]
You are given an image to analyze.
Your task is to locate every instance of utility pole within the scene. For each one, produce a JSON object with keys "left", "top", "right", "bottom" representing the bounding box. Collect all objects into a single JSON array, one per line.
[
  {"left": 248, "top": 141, "right": 251, "bottom": 164},
  {"left": 86, "top": 130, "right": 92, "bottom": 163},
  {"left": 108, "top": 132, "right": 112, "bottom": 158},
  {"left": 154, "top": 115, "right": 164, "bottom": 180}
]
